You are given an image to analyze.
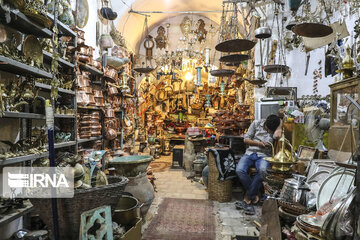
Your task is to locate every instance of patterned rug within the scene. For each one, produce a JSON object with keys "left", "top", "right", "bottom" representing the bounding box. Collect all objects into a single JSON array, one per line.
[
  {"left": 143, "top": 198, "right": 216, "bottom": 240},
  {"left": 149, "top": 156, "right": 173, "bottom": 172}
]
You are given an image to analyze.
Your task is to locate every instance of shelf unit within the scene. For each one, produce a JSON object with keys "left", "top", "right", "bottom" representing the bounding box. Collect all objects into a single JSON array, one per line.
[
  {"left": 0, "top": 200, "right": 33, "bottom": 228},
  {"left": 0, "top": 8, "right": 52, "bottom": 38},
  {"left": 43, "top": 51, "right": 75, "bottom": 69},
  {"left": 35, "top": 82, "right": 75, "bottom": 95},
  {"left": 0, "top": 152, "right": 49, "bottom": 166},
  {"left": 0, "top": 55, "right": 53, "bottom": 78},
  {"left": 2, "top": 112, "right": 45, "bottom": 119},
  {"left": 78, "top": 136, "right": 103, "bottom": 144}
]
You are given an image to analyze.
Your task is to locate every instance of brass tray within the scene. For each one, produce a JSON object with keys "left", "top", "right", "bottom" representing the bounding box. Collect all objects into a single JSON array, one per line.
[
  {"left": 22, "top": 35, "right": 43, "bottom": 66},
  {"left": 264, "top": 64, "right": 290, "bottom": 74},
  {"left": 210, "top": 69, "right": 234, "bottom": 77},
  {"left": 219, "top": 54, "right": 249, "bottom": 63},
  {"left": 215, "top": 39, "right": 256, "bottom": 52},
  {"left": 244, "top": 79, "right": 267, "bottom": 86},
  {"left": 292, "top": 23, "right": 333, "bottom": 38},
  {"left": 23, "top": 10, "right": 52, "bottom": 28},
  {"left": 133, "top": 67, "right": 155, "bottom": 74}
]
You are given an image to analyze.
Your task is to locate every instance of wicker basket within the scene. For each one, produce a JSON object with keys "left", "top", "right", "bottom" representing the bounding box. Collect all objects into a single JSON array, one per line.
[
  {"left": 30, "top": 176, "right": 128, "bottom": 240},
  {"left": 208, "top": 151, "right": 232, "bottom": 202}
]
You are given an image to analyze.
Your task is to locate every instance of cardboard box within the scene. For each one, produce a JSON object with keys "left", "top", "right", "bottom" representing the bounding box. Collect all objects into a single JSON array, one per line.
[{"left": 120, "top": 218, "right": 142, "bottom": 240}]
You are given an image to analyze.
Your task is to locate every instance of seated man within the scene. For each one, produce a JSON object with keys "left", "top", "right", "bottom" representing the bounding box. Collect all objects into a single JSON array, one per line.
[{"left": 235, "top": 114, "right": 282, "bottom": 215}]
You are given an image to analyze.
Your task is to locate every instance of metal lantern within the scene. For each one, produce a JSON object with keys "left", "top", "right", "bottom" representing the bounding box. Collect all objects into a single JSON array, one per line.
[{"left": 196, "top": 66, "right": 202, "bottom": 86}]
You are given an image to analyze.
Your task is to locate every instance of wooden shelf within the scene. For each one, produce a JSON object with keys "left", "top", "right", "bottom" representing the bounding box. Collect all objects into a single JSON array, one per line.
[
  {"left": 43, "top": 51, "right": 75, "bottom": 69},
  {"left": 0, "top": 200, "right": 33, "bottom": 227},
  {"left": 0, "top": 55, "right": 53, "bottom": 78},
  {"left": 0, "top": 152, "right": 48, "bottom": 166},
  {"left": 0, "top": 8, "right": 52, "bottom": 38},
  {"left": 35, "top": 82, "right": 75, "bottom": 95}
]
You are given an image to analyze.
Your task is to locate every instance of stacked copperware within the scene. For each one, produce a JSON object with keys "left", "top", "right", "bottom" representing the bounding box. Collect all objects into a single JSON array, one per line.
[
  {"left": 212, "top": 105, "right": 251, "bottom": 135},
  {"left": 78, "top": 112, "right": 102, "bottom": 139},
  {"left": 76, "top": 71, "right": 95, "bottom": 106}
]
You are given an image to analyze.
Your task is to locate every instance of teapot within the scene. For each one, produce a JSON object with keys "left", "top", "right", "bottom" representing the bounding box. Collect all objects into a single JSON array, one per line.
[{"left": 266, "top": 131, "right": 295, "bottom": 171}]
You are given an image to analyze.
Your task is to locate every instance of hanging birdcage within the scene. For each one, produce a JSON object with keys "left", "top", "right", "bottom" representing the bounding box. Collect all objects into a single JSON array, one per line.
[{"left": 134, "top": 16, "right": 156, "bottom": 74}]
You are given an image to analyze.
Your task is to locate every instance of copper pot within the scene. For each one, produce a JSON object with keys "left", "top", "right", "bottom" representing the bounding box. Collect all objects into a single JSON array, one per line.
[
  {"left": 104, "top": 68, "right": 118, "bottom": 80},
  {"left": 79, "top": 86, "right": 93, "bottom": 94},
  {"left": 95, "top": 98, "right": 105, "bottom": 107},
  {"left": 107, "top": 86, "right": 118, "bottom": 96},
  {"left": 93, "top": 60, "right": 102, "bottom": 70},
  {"left": 93, "top": 90, "right": 103, "bottom": 97},
  {"left": 76, "top": 75, "right": 90, "bottom": 87},
  {"left": 79, "top": 46, "right": 90, "bottom": 55},
  {"left": 87, "top": 94, "right": 96, "bottom": 105},
  {"left": 104, "top": 108, "right": 115, "bottom": 118},
  {"left": 105, "top": 128, "right": 117, "bottom": 140},
  {"left": 77, "top": 37, "right": 85, "bottom": 46}
]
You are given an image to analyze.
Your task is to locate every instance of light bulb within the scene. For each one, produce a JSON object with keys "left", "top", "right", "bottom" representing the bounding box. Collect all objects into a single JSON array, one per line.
[{"left": 185, "top": 72, "right": 194, "bottom": 81}]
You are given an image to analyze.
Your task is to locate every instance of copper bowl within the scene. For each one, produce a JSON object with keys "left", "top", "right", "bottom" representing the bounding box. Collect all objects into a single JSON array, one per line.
[
  {"left": 91, "top": 112, "right": 100, "bottom": 117},
  {"left": 81, "top": 116, "right": 91, "bottom": 121},
  {"left": 91, "top": 131, "right": 102, "bottom": 136},
  {"left": 79, "top": 134, "right": 91, "bottom": 139}
]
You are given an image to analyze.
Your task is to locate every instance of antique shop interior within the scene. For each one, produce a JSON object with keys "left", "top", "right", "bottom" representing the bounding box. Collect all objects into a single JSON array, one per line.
[{"left": 1, "top": 0, "right": 360, "bottom": 239}]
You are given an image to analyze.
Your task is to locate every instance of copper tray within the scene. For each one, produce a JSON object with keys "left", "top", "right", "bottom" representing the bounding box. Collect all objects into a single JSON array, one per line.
[
  {"left": 215, "top": 39, "right": 256, "bottom": 52},
  {"left": 219, "top": 54, "right": 250, "bottom": 63},
  {"left": 292, "top": 23, "right": 333, "bottom": 38},
  {"left": 264, "top": 64, "right": 290, "bottom": 74},
  {"left": 210, "top": 69, "right": 234, "bottom": 77}
]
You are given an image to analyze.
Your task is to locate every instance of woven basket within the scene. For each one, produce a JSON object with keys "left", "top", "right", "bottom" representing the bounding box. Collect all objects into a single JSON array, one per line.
[
  {"left": 208, "top": 151, "right": 232, "bottom": 202},
  {"left": 30, "top": 176, "right": 128, "bottom": 240}
]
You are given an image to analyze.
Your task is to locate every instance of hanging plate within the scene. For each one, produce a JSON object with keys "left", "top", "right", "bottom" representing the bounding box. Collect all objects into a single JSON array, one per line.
[
  {"left": 133, "top": 67, "right": 155, "bottom": 74},
  {"left": 22, "top": 35, "right": 43, "bottom": 66},
  {"left": 210, "top": 69, "right": 234, "bottom": 77},
  {"left": 292, "top": 23, "right": 333, "bottom": 38},
  {"left": 264, "top": 64, "right": 290, "bottom": 74},
  {"left": 286, "top": 21, "right": 298, "bottom": 31},
  {"left": 219, "top": 54, "right": 250, "bottom": 63},
  {"left": 76, "top": 0, "right": 89, "bottom": 28},
  {"left": 215, "top": 39, "right": 256, "bottom": 52}
]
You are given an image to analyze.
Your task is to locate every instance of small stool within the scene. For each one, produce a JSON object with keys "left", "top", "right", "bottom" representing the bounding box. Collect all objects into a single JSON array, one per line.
[{"left": 172, "top": 145, "right": 184, "bottom": 168}]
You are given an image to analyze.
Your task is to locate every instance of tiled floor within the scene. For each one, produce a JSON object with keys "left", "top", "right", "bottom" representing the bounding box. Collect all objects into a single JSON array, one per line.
[{"left": 143, "top": 155, "right": 260, "bottom": 239}]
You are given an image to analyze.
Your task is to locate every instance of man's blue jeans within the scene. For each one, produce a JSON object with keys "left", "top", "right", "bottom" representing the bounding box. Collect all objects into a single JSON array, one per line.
[{"left": 235, "top": 153, "right": 270, "bottom": 200}]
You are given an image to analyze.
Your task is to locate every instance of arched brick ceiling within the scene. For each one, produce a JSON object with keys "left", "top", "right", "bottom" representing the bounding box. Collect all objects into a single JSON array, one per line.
[{"left": 112, "top": 0, "right": 224, "bottom": 52}]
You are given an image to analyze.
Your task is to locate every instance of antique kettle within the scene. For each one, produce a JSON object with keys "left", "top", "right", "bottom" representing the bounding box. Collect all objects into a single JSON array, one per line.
[{"left": 265, "top": 131, "right": 295, "bottom": 171}]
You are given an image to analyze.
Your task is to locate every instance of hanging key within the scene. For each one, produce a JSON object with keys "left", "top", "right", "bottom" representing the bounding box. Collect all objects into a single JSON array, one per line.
[{"left": 305, "top": 52, "right": 310, "bottom": 76}]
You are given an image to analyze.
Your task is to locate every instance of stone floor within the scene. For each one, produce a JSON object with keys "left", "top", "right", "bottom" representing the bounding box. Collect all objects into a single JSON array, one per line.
[{"left": 143, "top": 155, "right": 261, "bottom": 239}]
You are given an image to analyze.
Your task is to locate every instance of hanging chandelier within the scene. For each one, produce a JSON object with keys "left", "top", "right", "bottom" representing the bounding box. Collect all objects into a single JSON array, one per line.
[{"left": 134, "top": 16, "right": 156, "bottom": 74}]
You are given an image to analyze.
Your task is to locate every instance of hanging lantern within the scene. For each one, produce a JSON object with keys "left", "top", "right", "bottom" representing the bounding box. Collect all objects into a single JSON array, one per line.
[
  {"left": 220, "top": 81, "right": 226, "bottom": 96},
  {"left": 204, "top": 94, "right": 212, "bottom": 108},
  {"left": 195, "top": 66, "right": 202, "bottom": 86},
  {"left": 204, "top": 47, "right": 211, "bottom": 67},
  {"left": 121, "top": 73, "right": 130, "bottom": 93}
]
